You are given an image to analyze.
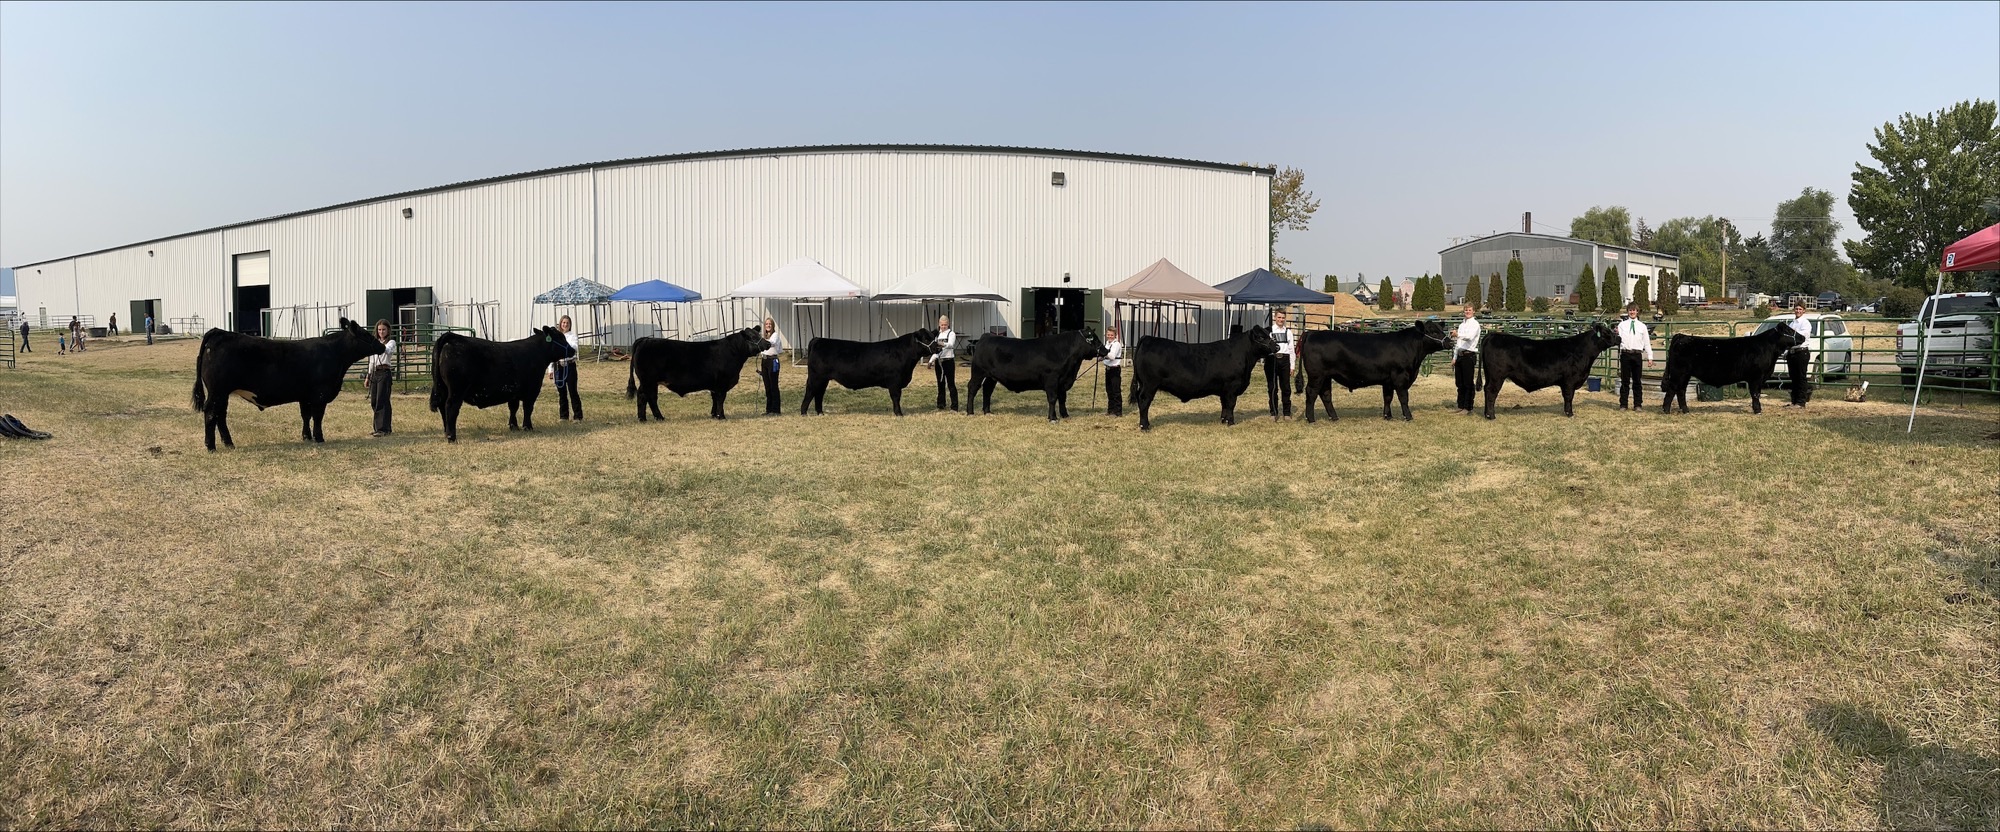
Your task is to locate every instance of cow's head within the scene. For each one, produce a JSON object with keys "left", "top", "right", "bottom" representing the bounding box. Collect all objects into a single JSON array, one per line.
[
  {"left": 1078, "top": 326, "right": 1108, "bottom": 360},
  {"left": 1770, "top": 324, "right": 1806, "bottom": 349},
  {"left": 338, "top": 317, "right": 387, "bottom": 358},
  {"left": 1413, "top": 318, "right": 1453, "bottom": 354},
  {"left": 1243, "top": 324, "right": 1280, "bottom": 356},
  {"left": 532, "top": 325, "right": 572, "bottom": 360},
  {"left": 909, "top": 328, "right": 941, "bottom": 360},
  {"left": 732, "top": 326, "right": 773, "bottom": 356},
  {"left": 1587, "top": 322, "right": 1622, "bottom": 353}
]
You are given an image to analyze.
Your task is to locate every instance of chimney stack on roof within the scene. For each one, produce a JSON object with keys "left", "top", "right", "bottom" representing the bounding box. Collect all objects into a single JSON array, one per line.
[{"left": 1522, "top": 212, "right": 1532, "bottom": 234}]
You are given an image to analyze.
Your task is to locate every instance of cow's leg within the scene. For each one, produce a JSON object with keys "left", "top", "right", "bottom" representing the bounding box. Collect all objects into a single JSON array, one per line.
[
  {"left": 1380, "top": 385, "right": 1395, "bottom": 421},
  {"left": 1397, "top": 385, "right": 1413, "bottom": 421},
  {"left": 299, "top": 404, "right": 314, "bottom": 442},
  {"left": 964, "top": 370, "right": 981, "bottom": 415},
  {"left": 1221, "top": 392, "right": 1237, "bottom": 426},
  {"left": 647, "top": 386, "right": 665, "bottom": 420},
  {"left": 636, "top": 380, "right": 649, "bottom": 422},
  {"left": 1319, "top": 378, "right": 1340, "bottom": 422},
  {"left": 1136, "top": 383, "right": 1154, "bottom": 431},
  {"left": 889, "top": 386, "right": 905, "bottom": 417},
  {"left": 1482, "top": 378, "right": 1500, "bottom": 420},
  {"left": 710, "top": 390, "right": 726, "bottom": 420},
  {"left": 508, "top": 401, "right": 521, "bottom": 430},
  {"left": 975, "top": 379, "right": 993, "bottom": 415},
  {"left": 521, "top": 397, "right": 537, "bottom": 431},
  {"left": 204, "top": 399, "right": 227, "bottom": 451},
  {"left": 1749, "top": 384, "right": 1762, "bottom": 415},
  {"left": 1560, "top": 385, "right": 1576, "bottom": 417},
  {"left": 1057, "top": 388, "right": 1070, "bottom": 420}
]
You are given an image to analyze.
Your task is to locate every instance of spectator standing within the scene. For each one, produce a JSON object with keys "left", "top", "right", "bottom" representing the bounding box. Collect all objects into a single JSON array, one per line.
[
  {"left": 1616, "top": 304, "right": 1654, "bottom": 410},
  {"left": 1452, "top": 305, "right": 1482, "bottom": 414}
]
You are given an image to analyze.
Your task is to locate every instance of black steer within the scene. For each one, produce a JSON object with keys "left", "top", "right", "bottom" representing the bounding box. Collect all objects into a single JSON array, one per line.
[
  {"left": 429, "top": 327, "right": 574, "bottom": 442},
  {"left": 189, "top": 317, "right": 384, "bottom": 451},
  {"left": 1479, "top": 323, "right": 1622, "bottom": 419},
  {"left": 964, "top": 329, "right": 1108, "bottom": 421},
  {"left": 1660, "top": 326, "right": 1806, "bottom": 414},
  {"left": 625, "top": 327, "right": 773, "bottom": 421},
  {"left": 800, "top": 329, "right": 940, "bottom": 416},
  {"left": 1297, "top": 320, "right": 1453, "bottom": 422},
  {"left": 1128, "top": 326, "right": 1280, "bottom": 431}
]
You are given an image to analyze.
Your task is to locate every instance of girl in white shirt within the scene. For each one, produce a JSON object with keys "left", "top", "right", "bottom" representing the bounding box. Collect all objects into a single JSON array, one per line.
[
  {"left": 547, "top": 315, "right": 583, "bottom": 421},
  {"left": 930, "top": 315, "right": 959, "bottom": 411},
  {"left": 758, "top": 316, "right": 785, "bottom": 415},
  {"left": 366, "top": 319, "right": 396, "bottom": 436},
  {"left": 1265, "top": 308, "right": 1296, "bottom": 419},
  {"left": 1103, "top": 325, "right": 1125, "bottom": 417}
]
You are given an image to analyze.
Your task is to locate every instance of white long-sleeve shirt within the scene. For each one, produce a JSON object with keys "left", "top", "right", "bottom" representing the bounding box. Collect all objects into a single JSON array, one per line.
[
  {"left": 932, "top": 327, "right": 956, "bottom": 361},
  {"left": 1616, "top": 317, "right": 1653, "bottom": 361},
  {"left": 1103, "top": 338, "right": 1124, "bottom": 368},
  {"left": 547, "top": 330, "right": 579, "bottom": 375},
  {"left": 1271, "top": 325, "right": 1294, "bottom": 358},
  {"left": 759, "top": 330, "right": 785, "bottom": 357},
  {"left": 1788, "top": 315, "right": 1813, "bottom": 350},
  {"left": 367, "top": 339, "right": 396, "bottom": 373},
  {"left": 1454, "top": 317, "right": 1481, "bottom": 353}
]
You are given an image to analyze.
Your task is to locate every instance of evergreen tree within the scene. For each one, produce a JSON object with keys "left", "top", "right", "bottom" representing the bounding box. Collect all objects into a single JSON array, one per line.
[
  {"left": 1464, "top": 274, "right": 1482, "bottom": 308},
  {"left": 1633, "top": 275, "right": 1651, "bottom": 313},
  {"left": 1505, "top": 259, "right": 1527, "bottom": 312},
  {"left": 1377, "top": 276, "right": 1396, "bottom": 312},
  {"left": 1322, "top": 274, "right": 1338, "bottom": 293},
  {"left": 1486, "top": 271, "right": 1505, "bottom": 312},
  {"left": 1531, "top": 296, "right": 1552, "bottom": 314},
  {"left": 1601, "top": 266, "right": 1623, "bottom": 312},
  {"left": 1655, "top": 269, "right": 1680, "bottom": 317},
  {"left": 1423, "top": 274, "right": 1441, "bottom": 311},
  {"left": 1577, "top": 262, "right": 1599, "bottom": 313}
]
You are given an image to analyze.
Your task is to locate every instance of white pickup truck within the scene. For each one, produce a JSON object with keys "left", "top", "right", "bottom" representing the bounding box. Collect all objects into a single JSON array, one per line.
[{"left": 1897, "top": 291, "right": 1999, "bottom": 386}]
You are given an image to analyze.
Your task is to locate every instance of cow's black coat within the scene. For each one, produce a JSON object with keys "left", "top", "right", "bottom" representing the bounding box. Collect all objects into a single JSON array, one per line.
[
  {"left": 1128, "top": 326, "right": 1280, "bottom": 431},
  {"left": 624, "top": 327, "right": 773, "bottom": 422},
  {"left": 963, "top": 329, "right": 1107, "bottom": 421},
  {"left": 189, "top": 317, "right": 384, "bottom": 450},
  {"left": 1479, "top": 323, "right": 1622, "bottom": 419},
  {"left": 1659, "top": 326, "right": 1806, "bottom": 414},
  {"left": 428, "top": 327, "right": 574, "bottom": 442},
  {"left": 800, "top": 329, "right": 940, "bottom": 416},
  {"left": 1297, "top": 320, "right": 1453, "bottom": 422}
]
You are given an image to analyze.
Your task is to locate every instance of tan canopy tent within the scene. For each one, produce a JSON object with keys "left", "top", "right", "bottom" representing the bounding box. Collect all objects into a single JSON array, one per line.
[{"left": 1103, "top": 258, "right": 1226, "bottom": 302}]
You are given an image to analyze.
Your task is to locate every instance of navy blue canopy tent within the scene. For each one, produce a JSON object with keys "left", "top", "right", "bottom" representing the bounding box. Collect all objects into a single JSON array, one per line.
[
  {"left": 1214, "top": 268, "right": 1336, "bottom": 305},
  {"left": 609, "top": 279, "right": 703, "bottom": 303}
]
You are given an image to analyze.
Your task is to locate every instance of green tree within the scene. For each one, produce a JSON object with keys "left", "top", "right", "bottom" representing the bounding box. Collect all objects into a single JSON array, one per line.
[
  {"left": 1269, "top": 166, "right": 1321, "bottom": 284},
  {"left": 1463, "top": 273, "right": 1482, "bottom": 308},
  {"left": 1881, "top": 286, "right": 1925, "bottom": 319},
  {"left": 1651, "top": 216, "right": 1742, "bottom": 296},
  {"left": 1576, "top": 262, "right": 1598, "bottom": 313},
  {"left": 1632, "top": 275, "right": 1651, "bottom": 313},
  {"left": 1322, "top": 274, "right": 1338, "bottom": 293},
  {"left": 1847, "top": 100, "right": 2000, "bottom": 289},
  {"left": 1570, "top": 205, "right": 1633, "bottom": 247},
  {"left": 1414, "top": 274, "right": 1431, "bottom": 311},
  {"left": 1377, "top": 276, "right": 1396, "bottom": 312},
  {"left": 1425, "top": 274, "right": 1444, "bottom": 311},
  {"left": 1505, "top": 259, "right": 1527, "bottom": 312},
  {"left": 1635, "top": 217, "right": 1655, "bottom": 250},
  {"left": 1486, "top": 271, "right": 1505, "bottom": 312},
  {"left": 1655, "top": 269, "right": 1680, "bottom": 317},
  {"left": 1601, "top": 266, "right": 1623, "bottom": 311},
  {"left": 1530, "top": 296, "right": 1552, "bottom": 314},
  {"left": 1769, "top": 187, "right": 1846, "bottom": 296}
]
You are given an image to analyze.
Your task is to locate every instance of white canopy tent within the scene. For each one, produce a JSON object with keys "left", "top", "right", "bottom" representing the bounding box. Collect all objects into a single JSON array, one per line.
[{"left": 727, "top": 258, "right": 867, "bottom": 365}]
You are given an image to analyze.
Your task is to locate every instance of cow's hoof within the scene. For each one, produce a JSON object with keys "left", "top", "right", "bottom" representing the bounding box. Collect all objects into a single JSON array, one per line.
[
  {"left": 1483, "top": 414, "right": 1495, "bottom": 420},
  {"left": 446, "top": 436, "right": 457, "bottom": 443}
]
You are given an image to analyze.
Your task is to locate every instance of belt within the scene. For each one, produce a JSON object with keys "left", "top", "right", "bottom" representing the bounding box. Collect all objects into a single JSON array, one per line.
[{"left": 1620, "top": 349, "right": 1644, "bottom": 354}]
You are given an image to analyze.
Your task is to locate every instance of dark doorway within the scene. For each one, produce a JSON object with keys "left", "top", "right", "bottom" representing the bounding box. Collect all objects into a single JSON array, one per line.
[
  {"left": 130, "top": 299, "right": 161, "bottom": 335},
  {"left": 367, "top": 287, "right": 434, "bottom": 343},
  {"left": 232, "top": 285, "right": 269, "bottom": 335},
  {"left": 1021, "top": 288, "right": 1101, "bottom": 337}
]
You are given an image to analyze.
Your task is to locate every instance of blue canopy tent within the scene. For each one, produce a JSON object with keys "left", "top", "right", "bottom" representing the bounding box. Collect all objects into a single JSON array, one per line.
[
  {"left": 1215, "top": 268, "right": 1337, "bottom": 330},
  {"left": 608, "top": 279, "right": 704, "bottom": 344}
]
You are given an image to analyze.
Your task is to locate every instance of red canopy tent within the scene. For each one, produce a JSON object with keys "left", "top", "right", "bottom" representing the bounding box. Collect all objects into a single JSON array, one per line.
[
  {"left": 1941, "top": 222, "right": 2000, "bottom": 272},
  {"left": 1908, "top": 222, "right": 2000, "bottom": 431}
]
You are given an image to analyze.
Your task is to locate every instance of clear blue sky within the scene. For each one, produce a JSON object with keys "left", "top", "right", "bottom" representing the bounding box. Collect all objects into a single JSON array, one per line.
[{"left": 4, "top": 1, "right": 1996, "bottom": 284}]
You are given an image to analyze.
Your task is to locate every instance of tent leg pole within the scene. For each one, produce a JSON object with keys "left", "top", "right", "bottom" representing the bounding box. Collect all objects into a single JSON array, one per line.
[{"left": 1906, "top": 270, "right": 1950, "bottom": 433}]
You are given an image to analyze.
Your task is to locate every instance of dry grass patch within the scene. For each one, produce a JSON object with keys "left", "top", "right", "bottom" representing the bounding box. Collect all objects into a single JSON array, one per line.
[{"left": 3, "top": 337, "right": 1997, "bottom": 828}]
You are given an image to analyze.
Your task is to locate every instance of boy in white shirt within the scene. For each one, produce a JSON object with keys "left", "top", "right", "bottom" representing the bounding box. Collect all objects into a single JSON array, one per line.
[{"left": 1615, "top": 304, "right": 1654, "bottom": 410}]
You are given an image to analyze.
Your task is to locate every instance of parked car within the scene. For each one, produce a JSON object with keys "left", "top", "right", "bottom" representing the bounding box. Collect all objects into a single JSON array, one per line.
[
  {"left": 1754, "top": 312, "right": 1853, "bottom": 383},
  {"left": 1815, "top": 291, "right": 1847, "bottom": 311},
  {"left": 1896, "top": 291, "right": 1998, "bottom": 386}
]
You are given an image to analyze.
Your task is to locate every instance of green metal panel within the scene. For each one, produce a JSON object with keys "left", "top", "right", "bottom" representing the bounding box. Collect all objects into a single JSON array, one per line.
[
  {"left": 1020, "top": 287, "right": 1036, "bottom": 337},
  {"left": 365, "top": 289, "right": 393, "bottom": 332},
  {"left": 129, "top": 301, "right": 147, "bottom": 335},
  {"left": 1084, "top": 289, "right": 1103, "bottom": 334},
  {"left": 413, "top": 286, "right": 436, "bottom": 343}
]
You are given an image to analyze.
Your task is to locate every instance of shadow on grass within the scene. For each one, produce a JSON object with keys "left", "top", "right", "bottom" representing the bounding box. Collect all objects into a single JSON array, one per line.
[
  {"left": 1807, "top": 703, "right": 2000, "bottom": 830},
  {"left": 1806, "top": 413, "right": 2000, "bottom": 448}
]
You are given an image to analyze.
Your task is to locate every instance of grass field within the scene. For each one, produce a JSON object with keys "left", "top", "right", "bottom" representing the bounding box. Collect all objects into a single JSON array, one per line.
[{"left": 4, "top": 335, "right": 1997, "bottom": 828}]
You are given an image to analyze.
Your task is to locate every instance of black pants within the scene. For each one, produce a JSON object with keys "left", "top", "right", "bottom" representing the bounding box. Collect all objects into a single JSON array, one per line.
[
  {"left": 555, "top": 361, "right": 583, "bottom": 420},
  {"left": 1787, "top": 348, "right": 1811, "bottom": 405},
  {"left": 1618, "top": 350, "right": 1645, "bottom": 408},
  {"left": 1105, "top": 366, "right": 1123, "bottom": 416},
  {"left": 18, "top": 332, "right": 26, "bottom": 352},
  {"left": 934, "top": 358, "right": 958, "bottom": 410},
  {"left": 761, "top": 357, "right": 782, "bottom": 414},
  {"left": 1264, "top": 354, "right": 1293, "bottom": 417},
  {"left": 1454, "top": 351, "right": 1478, "bottom": 410},
  {"left": 369, "top": 368, "right": 393, "bottom": 434}
]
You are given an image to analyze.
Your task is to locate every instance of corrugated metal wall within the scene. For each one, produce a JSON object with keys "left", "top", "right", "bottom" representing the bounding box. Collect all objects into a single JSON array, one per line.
[
  {"left": 15, "top": 149, "right": 1270, "bottom": 342},
  {"left": 1440, "top": 233, "right": 1676, "bottom": 304}
]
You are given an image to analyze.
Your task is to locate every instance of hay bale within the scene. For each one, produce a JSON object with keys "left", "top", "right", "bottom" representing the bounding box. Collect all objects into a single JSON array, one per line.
[{"left": 1300, "top": 293, "right": 1376, "bottom": 323}]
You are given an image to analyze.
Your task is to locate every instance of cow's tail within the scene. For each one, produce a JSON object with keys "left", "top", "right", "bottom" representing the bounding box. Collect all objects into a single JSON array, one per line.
[
  {"left": 190, "top": 329, "right": 219, "bottom": 411},
  {"left": 626, "top": 361, "right": 638, "bottom": 399},
  {"left": 428, "top": 334, "right": 461, "bottom": 412}
]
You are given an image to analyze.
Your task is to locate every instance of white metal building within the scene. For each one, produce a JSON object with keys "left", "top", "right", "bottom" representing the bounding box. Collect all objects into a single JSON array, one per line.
[{"left": 10, "top": 145, "right": 1273, "bottom": 344}]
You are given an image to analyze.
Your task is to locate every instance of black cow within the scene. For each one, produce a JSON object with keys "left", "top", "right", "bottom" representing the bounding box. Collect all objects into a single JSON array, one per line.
[
  {"left": 1128, "top": 326, "right": 1280, "bottom": 431},
  {"left": 1660, "top": 326, "right": 1806, "bottom": 414},
  {"left": 189, "top": 317, "right": 384, "bottom": 450},
  {"left": 428, "top": 327, "right": 573, "bottom": 442},
  {"left": 800, "top": 329, "right": 940, "bottom": 416},
  {"left": 964, "top": 329, "right": 1108, "bottom": 421},
  {"left": 1297, "top": 320, "right": 1453, "bottom": 422},
  {"left": 625, "top": 327, "right": 773, "bottom": 421},
  {"left": 1479, "top": 323, "right": 1622, "bottom": 419}
]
